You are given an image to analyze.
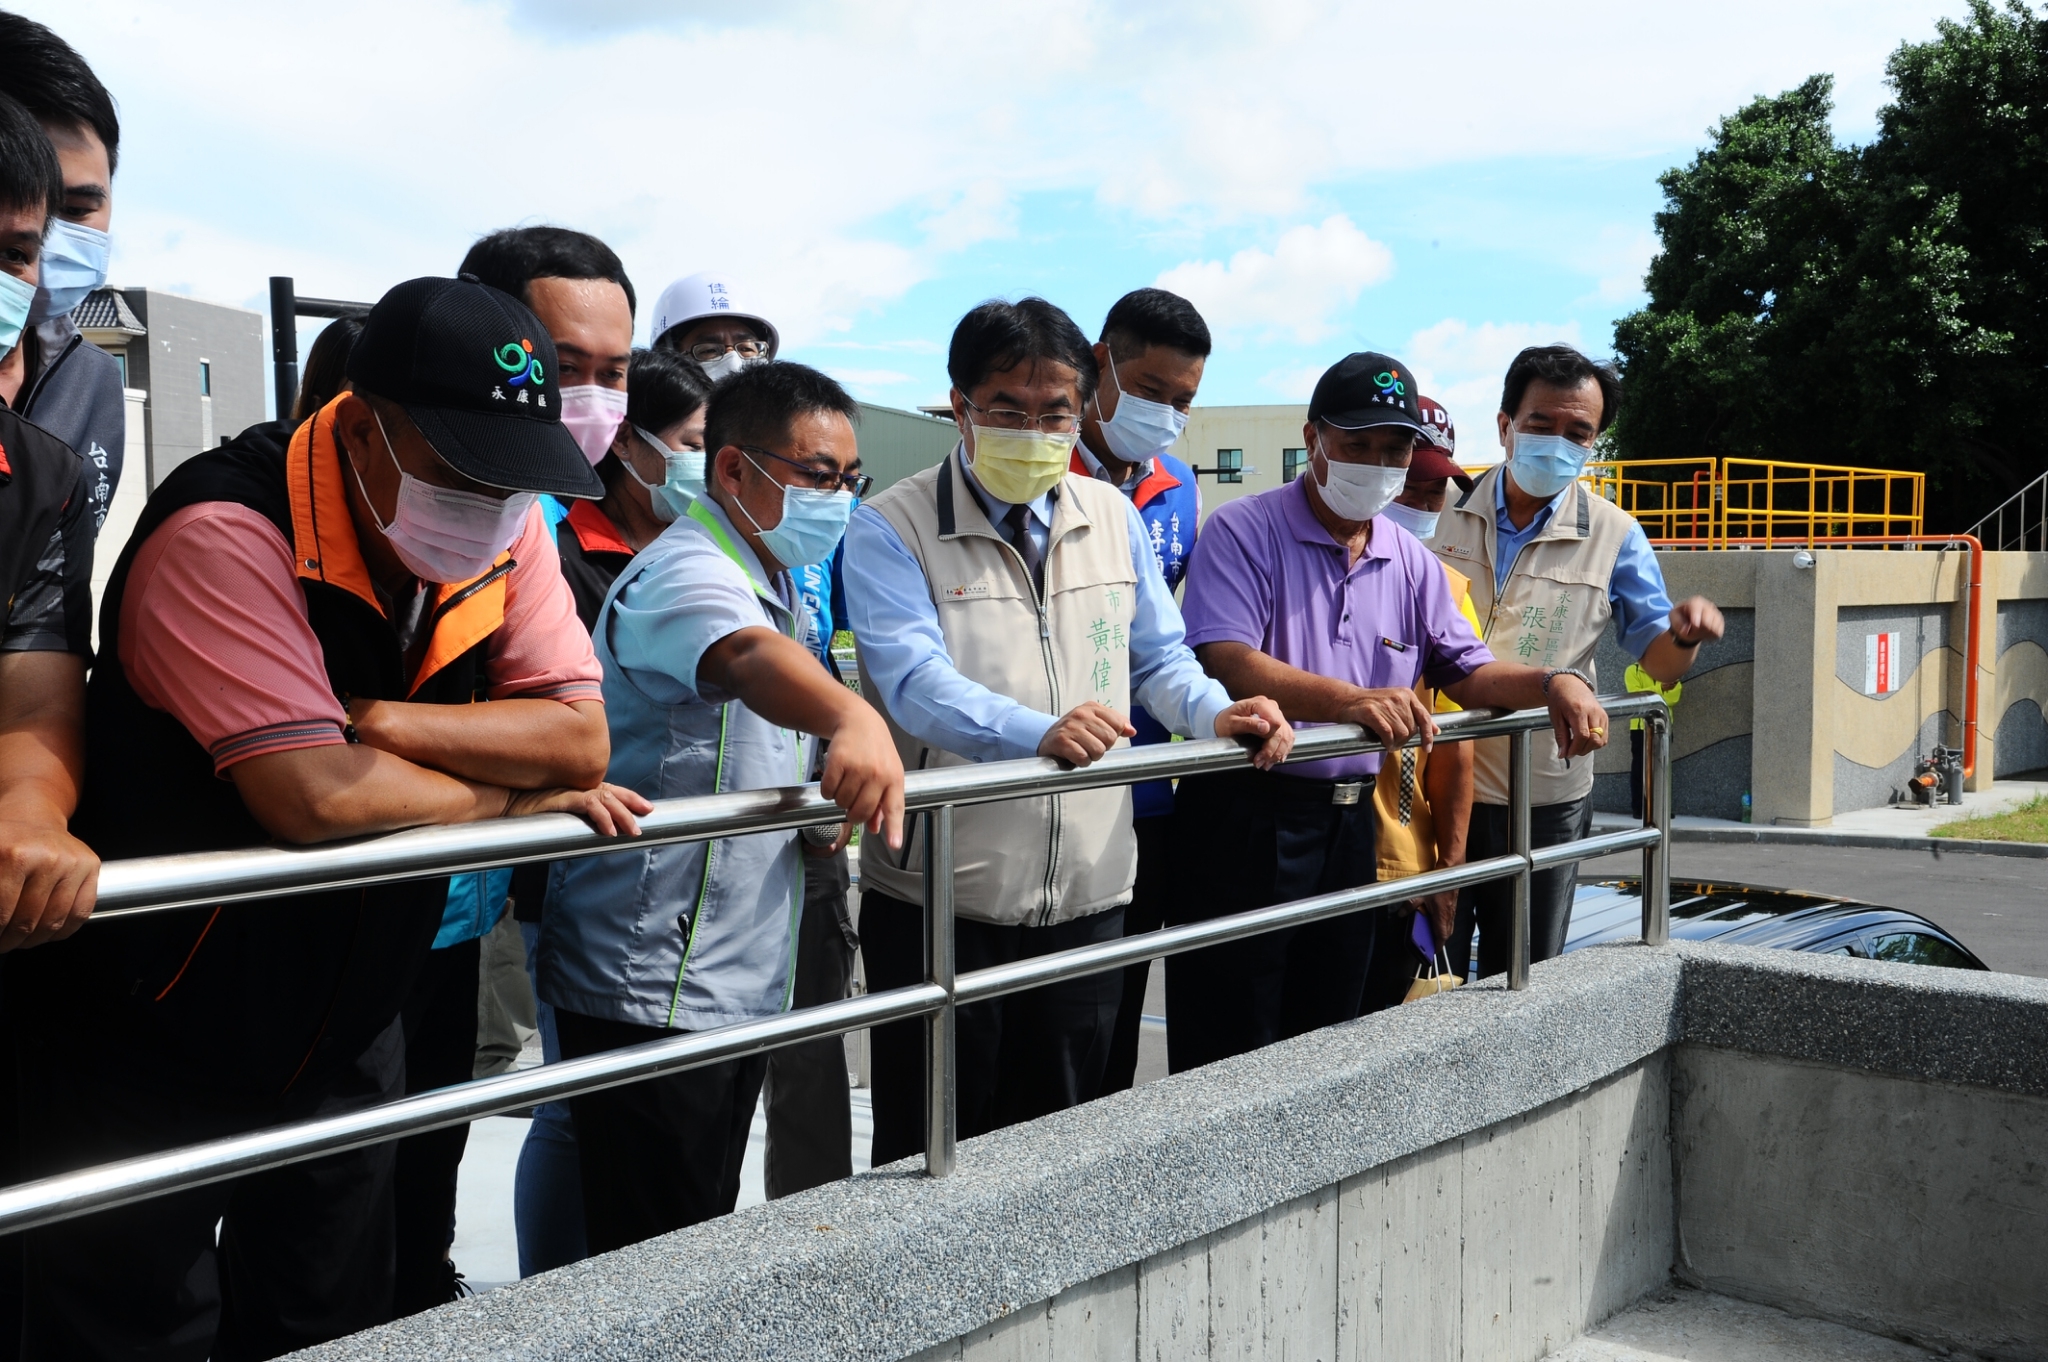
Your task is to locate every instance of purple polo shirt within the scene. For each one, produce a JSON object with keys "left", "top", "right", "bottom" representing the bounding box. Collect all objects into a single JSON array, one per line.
[{"left": 1181, "top": 478, "right": 1495, "bottom": 780}]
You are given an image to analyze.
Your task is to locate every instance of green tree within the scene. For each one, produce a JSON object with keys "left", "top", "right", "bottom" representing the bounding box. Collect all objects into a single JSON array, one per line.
[{"left": 1613, "top": 2, "right": 2046, "bottom": 531}]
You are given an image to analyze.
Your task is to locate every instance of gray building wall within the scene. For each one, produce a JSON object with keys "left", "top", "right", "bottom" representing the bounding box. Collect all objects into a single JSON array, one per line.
[
  {"left": 855, "top": 402, "right": 961, "bottom": 494},
  {"left": 119, "top": 289, "right": 266, "bottom": 488}
]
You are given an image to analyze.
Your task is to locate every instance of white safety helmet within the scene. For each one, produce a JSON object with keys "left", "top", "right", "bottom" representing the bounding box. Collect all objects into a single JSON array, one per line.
[{"left": 650, "top": 272, "right": 780, "bottom": 356}]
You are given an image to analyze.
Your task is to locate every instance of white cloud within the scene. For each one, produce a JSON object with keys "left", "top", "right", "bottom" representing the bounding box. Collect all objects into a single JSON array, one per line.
[
  {"left": 1257, "top": 363, "right": 1325, "bottom": 402},
  {"left": 1156, "top": 216, "right": 1393, "bottom": 346},
  {"left": 1403, "top": 319, "right": 1589, "bottom": 446},
  {"left": 33, "top": 0, "right": 1977, "bottom": 400}
]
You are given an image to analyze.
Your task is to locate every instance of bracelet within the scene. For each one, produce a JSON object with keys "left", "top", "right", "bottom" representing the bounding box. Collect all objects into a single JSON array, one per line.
[
  {"left": 1542, "top": 667, "right": 1592, "bottom": 697},
  {"left": 1671, "top": 630, "right": 1703, "bottom": 648}
]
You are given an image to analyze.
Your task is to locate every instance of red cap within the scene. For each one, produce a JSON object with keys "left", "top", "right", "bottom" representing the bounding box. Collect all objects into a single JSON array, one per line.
[
  {"left": 1409, "top": 441, "right": 1473, "bottom": 493},
  {"left": 1415, "top": 394, "right": 1455, "bottom": 454}
]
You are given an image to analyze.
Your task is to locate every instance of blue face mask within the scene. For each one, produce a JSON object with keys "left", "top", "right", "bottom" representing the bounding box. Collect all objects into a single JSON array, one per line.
[
  {"left": 624, "top": 424, "right": 706, "bottom": 523},
  {"left": 0, "top": 270, "right": 35, "bottom": 359},
  {"left": 1507, "top": 431, "right": 1593, "bottom": 500},
  {"left": 28, "top": 220, "right": 111, "bottom": 325},
  {"left": 1380, "top": 499, "right": 1439, "bottom": 541},
  {"left": 735, "top": 453, "right": 854, "bottom": 568}
]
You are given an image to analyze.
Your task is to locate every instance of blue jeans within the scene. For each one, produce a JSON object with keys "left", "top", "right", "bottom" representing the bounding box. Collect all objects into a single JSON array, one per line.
[{"left": 514, "top": 922, "right": 586, "bottom": 1277}]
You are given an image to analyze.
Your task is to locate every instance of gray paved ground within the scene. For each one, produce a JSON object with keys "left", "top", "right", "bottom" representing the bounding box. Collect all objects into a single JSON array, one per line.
[{"left": 1581, "top": 842, "right": 2048, "bottom": 979}]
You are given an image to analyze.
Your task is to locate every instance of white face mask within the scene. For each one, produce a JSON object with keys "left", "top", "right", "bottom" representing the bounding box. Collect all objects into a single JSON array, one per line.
[
  {"left": 1311, "top": 437, "right": 1407, "bottom": 524},
  {"left": 1380, "top": 499, "right": 1440, "bottom": 540},
  {"left": 354, "top": 411, "right": 535, "bottom": 583},
  {"left": 698, "top": 349, "right": 750, "bottom": 382},
  {"left": 1094, "top": 349, "right": 1189, "bottom": 466}
]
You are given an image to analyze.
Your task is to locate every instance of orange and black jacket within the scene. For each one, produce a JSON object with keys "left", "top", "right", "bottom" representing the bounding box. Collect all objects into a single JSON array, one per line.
[{"left": 24, "top": 409, "right": 516, "bottom": 1099}]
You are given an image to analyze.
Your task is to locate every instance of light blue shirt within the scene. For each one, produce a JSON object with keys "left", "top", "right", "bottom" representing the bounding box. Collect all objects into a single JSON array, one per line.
[
  {"left": 843, "top": 451, "right": 1232, "bottom": 762},
  {"left": 1492, "top": 474, "right": 1673, "bottom": 658}
]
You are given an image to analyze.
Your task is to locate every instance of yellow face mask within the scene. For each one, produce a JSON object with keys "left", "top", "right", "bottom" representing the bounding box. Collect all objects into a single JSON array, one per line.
[{"left": 966, "top": 423, "right": 1075, "bottom": 504}]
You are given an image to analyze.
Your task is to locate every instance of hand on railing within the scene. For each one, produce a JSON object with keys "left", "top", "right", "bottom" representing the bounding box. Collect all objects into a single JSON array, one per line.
[
  {"left": 1037, "top": 702, "right": 1138, "bottom": 767},
  {"left": 503, "top": 782, "right": 651, "bottom": 837},
  {"left": 819, "top": 703, "right": 906, "bottom": 850},
  {"left": 1212, "top": 696, "right": 1294, "bottom": 770},
  {"left": 1341, "top": 686, "right": 1440, "bottom": 755}
]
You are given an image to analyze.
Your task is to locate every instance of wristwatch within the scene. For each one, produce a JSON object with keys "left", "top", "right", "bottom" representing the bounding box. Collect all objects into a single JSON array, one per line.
[{"left": 1541, "top": 667, "right": 1593, "bottom": 697}]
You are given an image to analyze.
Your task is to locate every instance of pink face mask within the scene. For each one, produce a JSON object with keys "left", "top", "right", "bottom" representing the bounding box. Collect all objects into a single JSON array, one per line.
[
  {"left": 559, "top": 385, "right": 629, "bottom": 465},
  {"left": 355, "top": 411, "right": 534, "bottom": 584}
]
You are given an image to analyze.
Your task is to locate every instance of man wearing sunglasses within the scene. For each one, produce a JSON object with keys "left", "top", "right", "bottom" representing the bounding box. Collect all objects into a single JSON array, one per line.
[
  {"left": 842, "top": 297, "right": 1292, "bottom": 1169},
  {"left": 538, "top": 361, "right": 903, "bottom": 1255}
]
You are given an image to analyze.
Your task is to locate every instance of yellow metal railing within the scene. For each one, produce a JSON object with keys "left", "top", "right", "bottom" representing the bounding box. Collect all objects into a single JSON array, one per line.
[{"left": 1579, "top": 458, "right": 1923, "bottom": 547}]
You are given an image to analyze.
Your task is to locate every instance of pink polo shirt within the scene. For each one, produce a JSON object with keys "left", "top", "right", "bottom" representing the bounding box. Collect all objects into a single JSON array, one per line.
[{"left": 120, "top": 501, "right": 603, "bottom": 773}]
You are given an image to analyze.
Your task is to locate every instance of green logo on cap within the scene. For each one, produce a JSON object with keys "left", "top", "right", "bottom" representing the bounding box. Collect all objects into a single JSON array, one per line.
[{"left": 494, "top": 338, "right": 544, "bottom": 387}]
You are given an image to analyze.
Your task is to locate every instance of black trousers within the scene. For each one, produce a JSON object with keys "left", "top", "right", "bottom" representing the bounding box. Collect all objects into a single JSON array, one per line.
[
  {"left": 1629, "top": 728, "right": 1647, "bottom": 820},
  {"left": 1100, "top": 815, "right": 1171, "bottom": 1094},
  {"left": 392, "top": 937, "right": 480, "bottom": 1316},
  {"left": 15, "top": 1020, "right": 405, "bottom": 1362},
  {"left": 763, "top": 847, "right": 856, "bottom": 1199},
  {"left": 555, "top": 1009, "right": 767, "bottom": 1257},
  {"left": 1163, "top": 768, "right": 1380, "bottom": 1075},
  {"left": 862, "top": 892, "right": 1124, "bottom": 1169},
  {"left": 1447, "top": 797, "right": 1593, "bottom": 980}
]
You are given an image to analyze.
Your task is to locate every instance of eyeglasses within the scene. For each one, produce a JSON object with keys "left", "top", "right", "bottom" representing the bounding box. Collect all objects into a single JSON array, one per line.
[
  {"left": 741, "top": 445, "right": 873, "bottom": 498},
  {"left": 688, "top": 339, "right": 771, "bottom": 363},
  {"left": 960, "top": 393, "right": 1081, "bottom": 435}
]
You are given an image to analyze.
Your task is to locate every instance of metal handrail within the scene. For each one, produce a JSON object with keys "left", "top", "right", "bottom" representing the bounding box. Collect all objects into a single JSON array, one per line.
[
  {"left": 2, "top": 696, "right": 1673, "bottom": 1237},
  {"left": 1967, "top": 469, "right": 2048, "bottom": 553}
]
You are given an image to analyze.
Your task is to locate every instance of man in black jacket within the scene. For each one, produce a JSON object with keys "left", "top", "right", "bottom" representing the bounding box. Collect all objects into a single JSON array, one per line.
[
  {"left": 10, "top": 277, "right": 650, "bottom": 1362},
  {"left": 0, "top": 86, "right": 95, "bottom": 946}
]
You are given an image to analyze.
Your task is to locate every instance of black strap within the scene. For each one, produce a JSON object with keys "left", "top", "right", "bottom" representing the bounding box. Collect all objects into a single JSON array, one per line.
[{"left": 937, "top": 453, "right": 957, "bottom": 536}]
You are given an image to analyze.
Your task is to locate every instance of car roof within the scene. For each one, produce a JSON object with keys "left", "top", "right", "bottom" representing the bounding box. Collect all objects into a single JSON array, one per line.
[{"left": 1566, "top": 879, "right": 1988, "bottom": 968}]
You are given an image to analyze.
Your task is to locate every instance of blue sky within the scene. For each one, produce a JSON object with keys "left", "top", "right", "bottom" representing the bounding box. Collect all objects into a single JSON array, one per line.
[{"left": 33, "top": 0, "right": 1978, "bottom": 429}]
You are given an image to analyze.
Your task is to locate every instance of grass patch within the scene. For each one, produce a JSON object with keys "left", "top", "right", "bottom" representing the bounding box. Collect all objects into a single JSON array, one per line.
[{"left": 1930, "top": 792, "right": 2048, "bottom": 843}]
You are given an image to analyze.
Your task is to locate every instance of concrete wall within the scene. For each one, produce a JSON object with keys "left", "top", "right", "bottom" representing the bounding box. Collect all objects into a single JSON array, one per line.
[
  {"left": 1168, "top": 403, "right": 1308, "bottom": 521},
  {"left": 301, "top": 944, "right": 2048, "bottom": 1362},
  {"left": 119, "top": 289, "right": 266, "bottom": 488},
  {"left": 1587, "top": 547, "right": 2048, "bottom": 826},
  {"left": 911, "top": 1056, "right": 1672, "bottom": 1362},
  {"left": 1673, "top": 1046, "right": 2048, "bottom": 1360}
]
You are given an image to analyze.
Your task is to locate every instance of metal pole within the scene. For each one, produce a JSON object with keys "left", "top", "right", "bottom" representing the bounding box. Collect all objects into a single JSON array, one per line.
[
  {"left": 268, "top": 277, "right": 298, "bottom": 421},
  {"left": 923, "top": 804, "right": 956, "bottom": 1177},
  {"left": 1508, "top": 728, "right": 1532, "bottom": 990},
  {"left": 1642, "top": 711, "right": 1672, "bottom": 946}
]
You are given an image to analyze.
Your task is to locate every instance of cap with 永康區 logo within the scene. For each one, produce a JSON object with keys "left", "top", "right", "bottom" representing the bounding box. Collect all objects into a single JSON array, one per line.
[
  {"left": 345, "top": 276, "right": 604, "bottom": 498},
  {"left": 1307, "top": 351, "right": 1429, "bottom": 437}
]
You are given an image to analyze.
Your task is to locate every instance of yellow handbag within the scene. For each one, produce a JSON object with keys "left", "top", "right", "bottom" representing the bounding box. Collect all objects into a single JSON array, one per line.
[{"left": 1402, "top": 946, "right": 1464, "bottom": 1004}]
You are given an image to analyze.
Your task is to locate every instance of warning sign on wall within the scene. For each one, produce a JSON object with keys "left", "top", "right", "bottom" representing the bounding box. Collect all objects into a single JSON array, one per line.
[{"left": 1865, "top": 632, "right": 1903, "bottom": 696}]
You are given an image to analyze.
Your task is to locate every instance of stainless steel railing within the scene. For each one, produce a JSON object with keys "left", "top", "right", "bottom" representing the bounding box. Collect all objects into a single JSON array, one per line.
[{"left": 0, "top": 697, "right": 1671, "bottom": 1236}]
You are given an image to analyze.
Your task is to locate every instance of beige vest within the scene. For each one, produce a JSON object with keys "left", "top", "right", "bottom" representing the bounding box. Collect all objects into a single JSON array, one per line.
[
  {"left": 1432, "top": 468, "right": 1633, "bottom": 807},
  {"left": 857, "top": 452, "right": 1139, "bottom": 926}
]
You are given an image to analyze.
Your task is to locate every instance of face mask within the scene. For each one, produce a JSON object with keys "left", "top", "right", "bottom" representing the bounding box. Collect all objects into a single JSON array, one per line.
[
  {"left": 966, "top": 423, "right": 1075, "bottom": 504},
  {"left": 698, "top": 349, "right": 750, "bottom": 382},
  {"left": 1507, "top": 430, "right": 1593, "bottom": 501},
  {"left": 1380, "top": 499, "right": 1440, "bottom": 541},
  {"left": 1094, "top": 351, "right": 1189, "bottom": 466},
  {"left": 559, "top": 385, "right": 629, "bottom": 466},
  {"left": 27, "top": 220, "right": 112, "bottom": 325},
  {"left": 354, "top": 411, "right": 535, "bottom": 583},
  {"left": 0, "top": 270, "right": 34, "bottom": 360},
  {"left": 1311, "top": 439, "right": 1407, "bottom": 523},
  {"left": 732, "top": 452, "right": 854, "bottom": 568},
  {"left": 623, "top": 423, "right": 705, "bottom": 523}
]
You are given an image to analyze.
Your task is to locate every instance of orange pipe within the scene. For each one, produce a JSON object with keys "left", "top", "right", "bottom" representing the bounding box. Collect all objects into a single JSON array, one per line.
[{"left": 1647, "top": 534, "right": 1984, "bottom": 779}]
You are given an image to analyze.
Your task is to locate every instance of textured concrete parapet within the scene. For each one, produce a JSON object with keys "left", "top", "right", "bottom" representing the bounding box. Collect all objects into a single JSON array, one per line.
[
  {"left": 294, "top": 946, "right": 1681, "bottom": 1362},
  {"left": 1673, "top": 939, "right": 2048, "bottom": 1099},
  {"left": 290, "top": 942, "right": 2048, "bottom": 1362}
]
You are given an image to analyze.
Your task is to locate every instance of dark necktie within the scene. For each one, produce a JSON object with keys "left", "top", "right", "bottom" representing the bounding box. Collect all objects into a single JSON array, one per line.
[{"left": 1002, "top": 503, "right": 1045, "bottom": 598}]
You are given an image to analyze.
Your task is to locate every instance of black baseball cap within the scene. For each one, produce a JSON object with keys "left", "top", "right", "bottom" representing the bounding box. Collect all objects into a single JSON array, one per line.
[
  {"left": 1307, "top": 352, "right": 1430, "bottom": 437},
  {"left": 346, "top": 276, "right": 604, "bottom": 498}
]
